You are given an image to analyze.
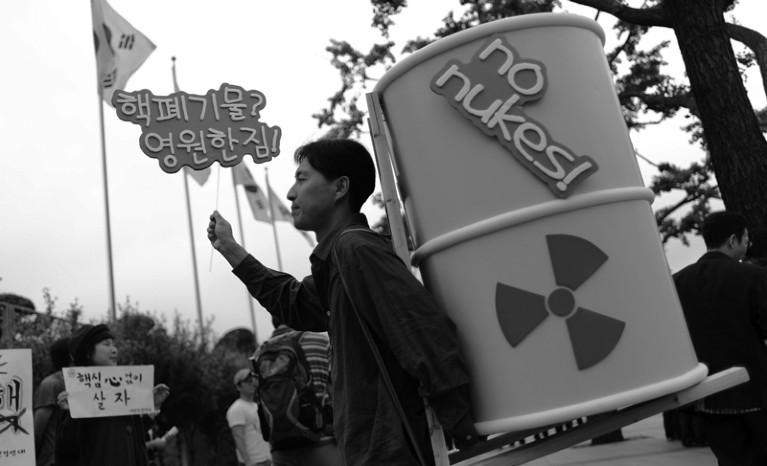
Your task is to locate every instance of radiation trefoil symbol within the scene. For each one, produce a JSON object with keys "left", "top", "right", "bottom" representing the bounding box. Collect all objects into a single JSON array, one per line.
[{"left": 496, "top": 234, "right": 625, "bottom": 370}]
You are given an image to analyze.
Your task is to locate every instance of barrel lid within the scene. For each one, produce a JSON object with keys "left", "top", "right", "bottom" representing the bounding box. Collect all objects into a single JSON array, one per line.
[{"left": 373, "top": 13, "right": 605, "bottom": 94}]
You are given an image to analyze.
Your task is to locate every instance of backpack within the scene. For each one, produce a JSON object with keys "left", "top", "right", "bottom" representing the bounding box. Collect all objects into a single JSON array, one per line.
[{"left": 250, "top": 331, "right": 325, "bottom": 449}]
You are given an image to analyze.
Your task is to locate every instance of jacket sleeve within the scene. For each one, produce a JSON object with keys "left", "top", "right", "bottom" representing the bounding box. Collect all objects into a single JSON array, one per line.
[
  {"left": 748, "top": 267, "right": 767, "bottom": 340},
  {"left": 55, "top": 411, "right": 82, "bottom": 462},
  {"left": 233, "top": 254, "right": 327, "bottom": 332}
]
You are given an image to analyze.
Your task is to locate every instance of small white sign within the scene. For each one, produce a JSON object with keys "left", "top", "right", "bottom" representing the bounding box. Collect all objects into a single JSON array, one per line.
[
  {"left": 63, "top": 365, "right": 154, "bottom": 419},
  {"left": 0, "top": 348, "right": 35, "bottom": 466}
]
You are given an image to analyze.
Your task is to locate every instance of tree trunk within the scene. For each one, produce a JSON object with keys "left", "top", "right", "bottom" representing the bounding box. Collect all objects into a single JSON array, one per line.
[{"left": 663, "top": 0, "right": 767, "bottom": 229}]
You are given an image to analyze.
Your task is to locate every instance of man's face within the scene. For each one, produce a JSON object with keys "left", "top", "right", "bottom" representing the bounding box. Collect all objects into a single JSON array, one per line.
[
  {"left": 287, "top": 158, "right": 338, "bottom": 233},
  {"left": 237, "top": 376, "right": 255, "bottom": 398},
  {"left": 91, "top": 338, "right": 118, "bottom": 366},
  {"left": 735, "top": 229, "right": 751, "bottom": 260}
]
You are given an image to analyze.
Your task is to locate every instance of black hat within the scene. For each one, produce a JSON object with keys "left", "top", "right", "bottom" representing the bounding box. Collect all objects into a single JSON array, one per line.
[{"left": 70, "top": 324, "right": 115, "bottom": 366}]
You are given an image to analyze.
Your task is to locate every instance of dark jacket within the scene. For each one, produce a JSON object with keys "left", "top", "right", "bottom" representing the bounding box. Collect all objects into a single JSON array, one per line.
[
  {"left": 234, "top": 214, "right": 474, "bottom": 466},
  {"left": 674, "top": 251, "right": 767, "bottom": 409},
  {"left": 56, "top": 413, "right": 151, "bottom": 466}
]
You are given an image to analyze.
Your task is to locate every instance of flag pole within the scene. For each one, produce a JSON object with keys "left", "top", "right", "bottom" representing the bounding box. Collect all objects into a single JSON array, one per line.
[
  {"left": 231, "top": 167, "right": 259, "bottom": 342},
  {"left": 265, "top": 167, "right": 284, "bottom": 271},
  {"left": 97, "top": 85, "right": 118, "bottom": 322},
  {"left": 172, "top": 57, "right": 205, "bottom": 341}
]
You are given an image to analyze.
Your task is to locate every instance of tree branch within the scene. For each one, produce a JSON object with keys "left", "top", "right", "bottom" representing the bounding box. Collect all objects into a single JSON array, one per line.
[
  {"left": 725, "top": 22, "right": 767, "bottom": 106},
  {"left": 568, "top": 0, "right": 669, "bottom": 27}
]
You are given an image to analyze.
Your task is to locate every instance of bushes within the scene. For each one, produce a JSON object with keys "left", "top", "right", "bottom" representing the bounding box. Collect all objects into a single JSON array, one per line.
[{"left": 4, "top": 293, "right": 255, "bottom": 466}]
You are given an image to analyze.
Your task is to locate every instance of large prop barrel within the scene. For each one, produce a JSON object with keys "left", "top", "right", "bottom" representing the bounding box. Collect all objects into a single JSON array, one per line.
[{"left": 369, "top": 13, "right": 707, "bottom": 435}]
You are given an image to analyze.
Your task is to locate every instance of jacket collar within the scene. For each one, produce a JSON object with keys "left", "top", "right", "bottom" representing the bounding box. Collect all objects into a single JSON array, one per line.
[
  {"left": 698, "top": 250, "right": 733, "bottom": 262},
  {"left": 311, "top": 213, "right": 370, "bottom": 261}
]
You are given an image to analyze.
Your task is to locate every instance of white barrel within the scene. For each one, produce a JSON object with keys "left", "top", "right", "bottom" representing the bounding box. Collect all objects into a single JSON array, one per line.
[{"left": 371, "top": 13, "right": 706, "bottom": 435}]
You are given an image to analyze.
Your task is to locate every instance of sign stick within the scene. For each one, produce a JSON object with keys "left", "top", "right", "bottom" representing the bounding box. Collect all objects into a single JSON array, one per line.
[{"left": 209, "top": 164, "right": 222, "bottom": 272}]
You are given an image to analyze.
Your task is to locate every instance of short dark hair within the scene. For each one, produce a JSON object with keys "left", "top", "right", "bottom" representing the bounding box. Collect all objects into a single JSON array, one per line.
[
  {"left": 702, "top": 211, "right": 747, "bottom": 249},
  {"left": 293, "top": 139, "right": 376, "bottom": 212},
  {"left": 50, "top": 337, "right": 71, "bottom": 372}
]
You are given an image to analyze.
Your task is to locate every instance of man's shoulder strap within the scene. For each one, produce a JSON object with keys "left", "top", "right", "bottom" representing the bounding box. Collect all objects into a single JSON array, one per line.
[{"left": 331, "top": 227, "right": 384, "bottom": 252}]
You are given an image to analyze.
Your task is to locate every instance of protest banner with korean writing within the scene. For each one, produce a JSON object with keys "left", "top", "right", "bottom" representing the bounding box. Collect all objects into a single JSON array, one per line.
[
  {"left": 63, "top": 365, "right": 154, "bottom": 419},
  {"left": 0, "top": 349, "right": 35, "bottom": 466},
  {"left": 112, "top": 83, "right": 282, "bottom": 173}
]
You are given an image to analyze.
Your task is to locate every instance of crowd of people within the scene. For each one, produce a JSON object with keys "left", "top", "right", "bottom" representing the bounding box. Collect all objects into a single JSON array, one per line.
[
  {"left": 29, "top": 137, "right": 767, "bottom": 466},
  {"left": 33, "top": 324, "right": 171, "bottom": 466}
]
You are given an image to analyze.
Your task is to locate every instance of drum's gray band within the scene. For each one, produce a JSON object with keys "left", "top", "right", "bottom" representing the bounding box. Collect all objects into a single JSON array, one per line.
[{"left": 411, "top": 186, "right": 655, "bottom": 266}]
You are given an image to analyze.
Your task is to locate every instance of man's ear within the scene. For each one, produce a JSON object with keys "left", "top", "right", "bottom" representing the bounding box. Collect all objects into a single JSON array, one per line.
[{"left": 334, "top": 176, "right": 350, "bottom": 200}]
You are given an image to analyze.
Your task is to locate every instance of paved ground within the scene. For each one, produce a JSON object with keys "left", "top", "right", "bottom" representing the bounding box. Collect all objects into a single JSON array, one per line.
[
  {"left": 525, "top": 414, "right": 716, "bottom": 466},
  {"left": 461, "top": 414, "right": 717, "bottom": 465}
]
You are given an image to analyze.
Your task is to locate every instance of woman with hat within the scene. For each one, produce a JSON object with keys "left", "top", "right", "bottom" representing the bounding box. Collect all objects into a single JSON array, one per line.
[{"left": 55, "top": 324, "right": 170, "bottom": 466}]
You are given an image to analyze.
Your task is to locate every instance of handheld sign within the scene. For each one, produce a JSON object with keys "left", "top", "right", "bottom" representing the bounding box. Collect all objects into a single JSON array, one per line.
[
  {"left": 63, "top": 365, "right": 154, "bottom": 419},
  {"left": 112, "top": 83, "right": 282, "bottom": 173},
  {"left": 0, "top": 349, "right": 35, "bottom": 465}
]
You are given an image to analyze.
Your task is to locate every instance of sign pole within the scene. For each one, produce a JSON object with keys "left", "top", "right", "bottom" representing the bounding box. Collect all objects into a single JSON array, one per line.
[{"left": 231, "top": 167, "right": 260, "bottom": 342}]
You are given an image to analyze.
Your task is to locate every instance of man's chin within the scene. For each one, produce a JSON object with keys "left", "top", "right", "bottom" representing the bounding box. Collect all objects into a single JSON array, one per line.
[{"left": 293, "top": 219, "right": 309, "bottom": 231}]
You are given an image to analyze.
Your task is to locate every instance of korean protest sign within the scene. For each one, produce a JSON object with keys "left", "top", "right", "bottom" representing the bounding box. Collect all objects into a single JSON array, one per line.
[
  {"left": 63, "top": 365, "right": 154, "bottom": 419},
  {"left": 0, "top": 349, "right": 35, "bottom": 465},
  {"left": 112, "top": 83, "right": 282, "bottom": 174}
]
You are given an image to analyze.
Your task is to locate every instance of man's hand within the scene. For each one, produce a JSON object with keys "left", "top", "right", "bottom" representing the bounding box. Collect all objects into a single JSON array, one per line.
[
  {"left": 57, "top": 391, "right": 69, "bottom": 411},
  {"left": 208, "top": 210, "right": 249, "bottom": 267},
  {"left": 145, "top": 437, "right": 167, "bottom": 450},
  {"left": 208, "top": 210, "right": 235, "bottom": 250},
  {"left": 153, "top": 383, "right": 170, "bottom": 408}
]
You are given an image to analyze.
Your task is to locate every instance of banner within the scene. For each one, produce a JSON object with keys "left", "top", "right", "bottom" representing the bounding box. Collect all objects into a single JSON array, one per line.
[
  {"left": 63, "top": 365, "right": 154, "bottom": 419},
  {"left": 0, "top": 349, "right": 35, "bottom": 465}
]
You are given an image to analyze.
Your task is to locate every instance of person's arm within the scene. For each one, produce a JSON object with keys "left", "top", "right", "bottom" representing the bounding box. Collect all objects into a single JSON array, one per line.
[
  {"left": 33, "top": 406, "right": 52, "bottom": 450},
  {"left": 145, "top": 437, "right": 167, "bottom": 451},
  {"left": 208, "top": 210, "right": 249, "bottom": 267},
  {"left": 33, "top": 375, "right": 59, "bottom": 451},
  {"left": 230, "top": 425, "right": 257, "bottom": 466},
  {"left": 210, "top": 210, "right": 326, "bottom": 331}
]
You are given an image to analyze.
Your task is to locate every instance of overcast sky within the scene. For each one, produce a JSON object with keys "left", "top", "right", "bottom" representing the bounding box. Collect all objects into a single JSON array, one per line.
[{"left": 1, "top": 1, "right": 765, "bottom": 342}]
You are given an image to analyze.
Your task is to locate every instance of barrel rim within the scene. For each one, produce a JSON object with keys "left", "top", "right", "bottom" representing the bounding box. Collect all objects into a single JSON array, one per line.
[{"left": 373, "top": 12, "right": 606, "bottom": 94}]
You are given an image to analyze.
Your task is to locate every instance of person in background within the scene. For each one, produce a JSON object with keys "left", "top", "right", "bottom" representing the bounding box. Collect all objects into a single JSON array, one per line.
[
  {"left": 264, "top": 318, "right": 338, "bottom": 466},
  {"left": 55, "top": 324, "right": 170, "bottom": 466},
  {"left": 227, "top": 368, "right": 272, "bottom": 466},
  {"left": 744, "top": 227, "right": 767, "bottom": 267},
  {"left": 145, "top": 415, "right": 178, "bottom": 466},
  {"left": 34, "top": 336, "right": 71, "bottom": 466},
  {"left": 673, "top": 211, "right": 767, "bottom": 465},
  {"left": 208, "top": 138, "right": 477, "bottom": 466}
]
